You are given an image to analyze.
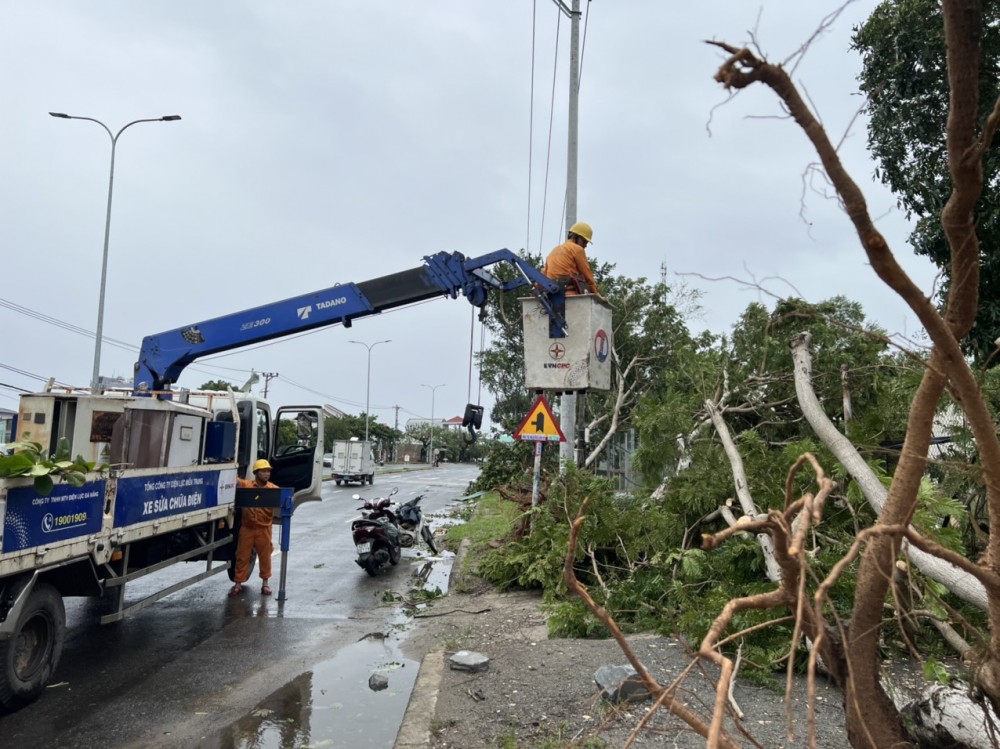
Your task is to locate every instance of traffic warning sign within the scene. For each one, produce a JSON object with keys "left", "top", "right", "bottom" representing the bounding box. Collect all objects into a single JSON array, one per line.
[{"left": 513, "top": 396, "right": 566, "bottom": 442}]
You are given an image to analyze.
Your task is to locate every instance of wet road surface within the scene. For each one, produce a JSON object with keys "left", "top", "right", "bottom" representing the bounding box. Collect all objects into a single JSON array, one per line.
[{"left": 0, "top": 463, "right": 477, "bottom": 749}]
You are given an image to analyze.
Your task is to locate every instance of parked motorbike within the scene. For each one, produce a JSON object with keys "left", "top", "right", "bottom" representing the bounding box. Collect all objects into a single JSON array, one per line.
[
  {"left": 351, "top": 487, "right": 402, "bottom": 577},
  {"left": 395, "top": 493, "right": 439, "bottom": 555}
]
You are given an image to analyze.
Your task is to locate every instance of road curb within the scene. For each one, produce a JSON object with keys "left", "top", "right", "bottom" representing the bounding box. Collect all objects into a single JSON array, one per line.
[
  {"left": 394, "top": 536, "right": 472, "bottom": 747},
  {"left": 395, "top": 650, "right": 445, "bottom": 748}
]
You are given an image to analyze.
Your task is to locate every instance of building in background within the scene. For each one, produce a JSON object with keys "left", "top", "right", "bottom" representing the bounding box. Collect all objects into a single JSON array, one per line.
[{"left": 0, "top": 408, "right": 16, "bottom": 451}]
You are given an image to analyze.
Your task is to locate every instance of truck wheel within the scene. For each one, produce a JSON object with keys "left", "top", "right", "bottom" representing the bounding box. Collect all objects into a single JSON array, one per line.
[
  {"left": 336, "top": 480, "right": 342, "bottom": 486},
  {"left": 369, "top": 474, "right": 374, "bottom": 485},
  {"left": 0, "top": 583, "right": 66, "bottom": 712}
]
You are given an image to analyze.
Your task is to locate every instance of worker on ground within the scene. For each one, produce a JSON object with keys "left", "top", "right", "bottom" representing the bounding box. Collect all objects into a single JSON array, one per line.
[
  {"left": 542, "top": 221, "right": 607, "bottom": 303},
  {"left": 229, "top": 459, "right": 277, "bottom": 597}
]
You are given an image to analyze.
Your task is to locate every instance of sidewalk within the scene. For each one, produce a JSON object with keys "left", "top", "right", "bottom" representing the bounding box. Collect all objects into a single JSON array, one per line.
[{"left": 394, "top": 542, "right": 851, "bottom": 749}]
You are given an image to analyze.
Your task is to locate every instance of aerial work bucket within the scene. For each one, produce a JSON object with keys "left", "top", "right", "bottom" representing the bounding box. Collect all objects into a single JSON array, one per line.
[{"left": 521, "top": 295, "right": 613, "bottom": 392}]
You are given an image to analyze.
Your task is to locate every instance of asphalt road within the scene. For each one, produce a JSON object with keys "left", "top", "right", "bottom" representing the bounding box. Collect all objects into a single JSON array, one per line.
[{"left": 0, "top": 463, "right": 478, "bottom": 749}]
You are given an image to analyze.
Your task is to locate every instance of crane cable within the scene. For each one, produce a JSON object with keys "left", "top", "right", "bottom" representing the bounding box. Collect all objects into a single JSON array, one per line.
[
  {"left": 464, "top": 305, "right": 488, "bottom": 442},
  {"left": 467, "top": 304, "right": 476, "bottom": 405},
  {"left": 465, "top": 307, "right": 486, "bottom": 405}
]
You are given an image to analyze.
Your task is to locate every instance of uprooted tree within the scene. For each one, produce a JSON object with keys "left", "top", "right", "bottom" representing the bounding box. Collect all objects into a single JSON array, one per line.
[{"left": 559, "top": 3, "right": 1000, "bottom": 748}]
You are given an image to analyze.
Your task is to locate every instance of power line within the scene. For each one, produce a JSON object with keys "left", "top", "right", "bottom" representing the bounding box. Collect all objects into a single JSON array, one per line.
[
  {"left": 0, "top": 295, "right": 259, "bottom": 385},
  {"left": 0, "top": 296, "right": 136, "bottom": 352},
  {"left": 529, "top": 1, "right": 592, "bottom": 253},
  {"left": 0, "top": 381, "right": 32, "bottom": 393},
  {"left": 0, "top": 362, "right": 73, "bottom": 389}
]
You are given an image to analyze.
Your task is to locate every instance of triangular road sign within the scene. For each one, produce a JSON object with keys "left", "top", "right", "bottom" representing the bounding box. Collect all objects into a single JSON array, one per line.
[{"left": 513, "top": 396, "right": 566, "bottom": 442}]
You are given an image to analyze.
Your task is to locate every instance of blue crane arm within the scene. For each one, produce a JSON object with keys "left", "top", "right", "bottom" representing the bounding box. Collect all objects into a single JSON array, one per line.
[{"left": 133, "top": 248, "right": 566, "bottom": 391}]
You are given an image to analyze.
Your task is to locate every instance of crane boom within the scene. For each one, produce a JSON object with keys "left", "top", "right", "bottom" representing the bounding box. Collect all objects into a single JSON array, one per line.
[{"left": 133, "top": 249, "right": 566, "bottom": 391}]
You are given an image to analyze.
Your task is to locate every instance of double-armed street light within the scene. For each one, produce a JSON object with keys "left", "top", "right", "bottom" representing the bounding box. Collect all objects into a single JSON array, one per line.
[
  {"left": 349, "top": 339, "right": 391, "bottom": 442},
  {"left": 421, "top": 383, "right": 446, "bottom": 465},
  {"left": 49, "top": 112, "right": 182, "bottom": 393}
]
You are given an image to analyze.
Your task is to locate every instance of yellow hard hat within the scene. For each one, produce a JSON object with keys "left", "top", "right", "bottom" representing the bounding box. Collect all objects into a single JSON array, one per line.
[
  {"left": 568, "top": 222, "right": 593, "bottom": 243},
  {"left": 252, "top": 459, "right": 273, "bottom": 472}
]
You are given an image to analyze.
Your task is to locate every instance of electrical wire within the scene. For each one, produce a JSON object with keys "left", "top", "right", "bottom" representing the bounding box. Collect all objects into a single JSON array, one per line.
[
  {"left": 527, "top": 0, "right": 537, "bottom": 252},
  {"left": 1, "top": 380, "right": 33, "bottom": 393},
  {"left": 0, "top": 293, "right": 307, "bottom": 386},
  {"left": 0, "top": 296, "right": 136, "bottom": 353},
  {"left": 0, "top": 362, "right": 74, "bottom": 389},
  {"left": 530, "top": 1, "right": 592, "bottom": 252},
  {"left": 537, "top": 6, "right": 562, "bottom": 254}
]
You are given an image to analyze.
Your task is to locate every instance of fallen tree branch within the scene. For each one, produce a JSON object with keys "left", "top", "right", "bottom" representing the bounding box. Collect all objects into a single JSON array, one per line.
[
  {"left": 706, "top": 399, "right": 782, "bottom": 583},
  {"left": 412, "top": 607, "right": 493, "bottom": 619},
  {"left": 791, "top": 331, "right": 990, "bottom": 611},
  {"left": 565, "top": 497, "right": 740, "bottom": 749}
]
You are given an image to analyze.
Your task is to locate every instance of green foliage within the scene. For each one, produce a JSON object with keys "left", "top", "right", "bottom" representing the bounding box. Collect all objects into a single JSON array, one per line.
[
  {"left": 922, "top": 658, "right": 951, "bottom": 686},
  {"left": 409, "top": 586, "right": 444, "bottom": 602},
  {"left": 324, "top": 414, "right": 402, "bottom": 459},
  {"left": 444, "top": 491, "right": 522, "bottom": 550},
  {"left": 469, "top": 439, "right": 536, "bottom": 492},
  {"left": 199, "top": 379, "right": 234, "bottom": 391},
  {"left": 0, "top": 437, "right": 104, "bottom": 495},
  {"left": 911, "top": 477, "right": 967, "bottom": 553}
]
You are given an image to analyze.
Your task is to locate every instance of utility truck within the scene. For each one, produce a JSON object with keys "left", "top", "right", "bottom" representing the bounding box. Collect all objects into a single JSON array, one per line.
[
  {"left": 0, "top": 247, "right": 607, "bottom": 710},
  {"left": 330, "top": 438, "right": 374, "bottom": 486}
]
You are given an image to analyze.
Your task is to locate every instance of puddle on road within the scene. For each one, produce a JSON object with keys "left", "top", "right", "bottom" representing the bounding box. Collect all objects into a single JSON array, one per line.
[
  {"left": 218, "top": 637, "right": 418, "bottom": 749},
  {"left": 215, "top": 553, "right": 456, "bottom": 749},
  {"left": 412, "top": 552, "right": 453, "bottom": 595}
]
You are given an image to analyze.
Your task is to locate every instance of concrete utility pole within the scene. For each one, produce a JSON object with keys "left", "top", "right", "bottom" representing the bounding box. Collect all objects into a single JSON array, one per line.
[
  {"left": 558, "top": 0, "right": 582, "bottom": 473},
  {"left": 262, "top": 372, "right": 279, "bottom": 398}
]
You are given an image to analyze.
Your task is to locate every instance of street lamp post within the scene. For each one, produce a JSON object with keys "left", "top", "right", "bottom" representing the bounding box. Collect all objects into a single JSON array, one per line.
[
  {"left": 421, "top": 383, "right": 445, "bottom": 465},
  {"left": 49, "top": 112, "right": 182, "bottom": 393},
  {"left": 349, "top": 339, "right": 391, "bottom": 442}
]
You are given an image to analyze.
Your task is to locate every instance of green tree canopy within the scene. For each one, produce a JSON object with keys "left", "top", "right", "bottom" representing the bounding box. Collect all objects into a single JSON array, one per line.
[
  {"left": 198, "top": 379, "right": 235, "bottom": 391},
  {"left": 852, "top": 0, "right": 1000, "bottom": 363}
]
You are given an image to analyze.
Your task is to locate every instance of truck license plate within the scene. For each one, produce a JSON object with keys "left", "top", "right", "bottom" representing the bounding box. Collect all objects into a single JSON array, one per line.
[{"left": 356, "top": 542, "right": 371, "bottom": 554}]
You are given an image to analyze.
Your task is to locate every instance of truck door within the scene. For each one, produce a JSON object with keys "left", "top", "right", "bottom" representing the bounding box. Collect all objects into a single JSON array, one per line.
[{"left": 269, "top": 406, "right": 324, "bottom": 508}]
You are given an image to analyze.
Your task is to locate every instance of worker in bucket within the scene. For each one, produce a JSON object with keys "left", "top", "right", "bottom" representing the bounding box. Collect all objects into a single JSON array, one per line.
[
  {"left": 229, "top": 459, "right": 278, "bottom": 597},
  {"left": 542, "top": 221, "right": 607, "bottom": 303}
]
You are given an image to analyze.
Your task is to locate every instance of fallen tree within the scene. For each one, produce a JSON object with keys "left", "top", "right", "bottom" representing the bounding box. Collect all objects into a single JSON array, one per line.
[
  {"left": 719, "top": 3, "right": 1000, "bottom": 744},
  {"left": 564, "top": 3, "right": 1000, "bottom": 747}
]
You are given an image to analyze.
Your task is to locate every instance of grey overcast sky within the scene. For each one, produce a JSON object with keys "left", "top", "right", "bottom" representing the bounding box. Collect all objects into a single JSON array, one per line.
[{"left": 0, "top": 1, "right": 938, "bottom": 431}]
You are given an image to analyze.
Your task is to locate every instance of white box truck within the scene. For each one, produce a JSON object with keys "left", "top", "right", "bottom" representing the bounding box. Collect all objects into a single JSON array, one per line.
[{"left": 330, "top": 439, "right": 374, "bottom": 485}]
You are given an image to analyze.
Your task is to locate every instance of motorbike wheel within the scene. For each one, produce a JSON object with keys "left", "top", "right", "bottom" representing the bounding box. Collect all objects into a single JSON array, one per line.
[
  {"left": 389, "top": 543, "right": 401, "bottom": 565},
  {"left": 421, "top": 525, "right": 439, "bottom": 555},
  {"left": 362, "top": 555, "right": 380, "bottom": 577}
]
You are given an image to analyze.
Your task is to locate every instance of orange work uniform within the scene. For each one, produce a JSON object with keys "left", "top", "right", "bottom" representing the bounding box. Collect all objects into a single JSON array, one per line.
[
  {"left": 542, "top": 239, "right": 600, "bottom": 295},
  {"left": 234, "top": 478, "right": 277, "bottom": 584}
]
